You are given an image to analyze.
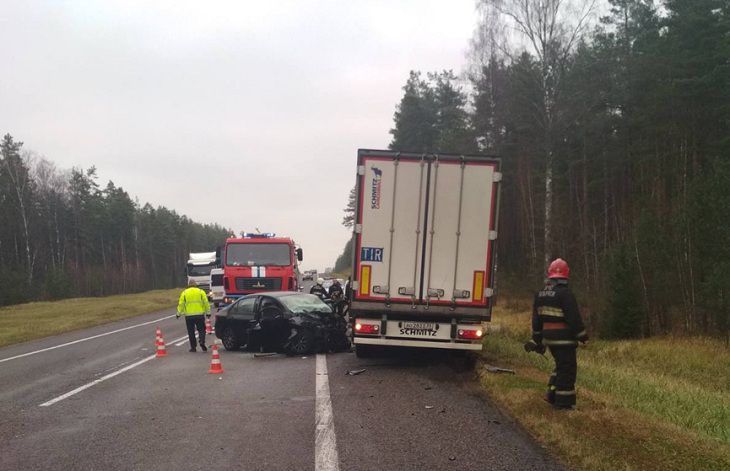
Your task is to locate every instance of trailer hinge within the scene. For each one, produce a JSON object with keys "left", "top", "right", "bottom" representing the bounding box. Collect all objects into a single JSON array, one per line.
[
  {"left": 489, "top": 230, "right": 498, "bottom": 241},
  {"left": 354, "top": 224, "right": 362, "bottom": 234},
  {"left": 358, "top": 165, "right": 366, "bottom": 176},
  {"left": 492, "top": 172, "right": 503, "bottom": 182},
  {"left": 485, "top": 288, "right": 494, "bottom": 298},
  {"left": 351, "top": 280, "right": 359, "bottom": 290}
]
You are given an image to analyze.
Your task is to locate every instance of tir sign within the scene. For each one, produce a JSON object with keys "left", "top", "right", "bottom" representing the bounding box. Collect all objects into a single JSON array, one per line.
[{"left": 361, "top": 247, "right": 384, "bottom": 262}]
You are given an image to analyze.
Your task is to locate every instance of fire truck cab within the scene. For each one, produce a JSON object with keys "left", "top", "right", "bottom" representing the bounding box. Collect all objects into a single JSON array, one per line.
[{"left": 219, "top": 233, "right": 303, "bottom": 304}]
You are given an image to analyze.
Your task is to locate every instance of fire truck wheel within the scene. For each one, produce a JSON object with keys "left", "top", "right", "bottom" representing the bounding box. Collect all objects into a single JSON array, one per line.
[{"left": 221, "top": 326, "right": 241, "bottom": 351}]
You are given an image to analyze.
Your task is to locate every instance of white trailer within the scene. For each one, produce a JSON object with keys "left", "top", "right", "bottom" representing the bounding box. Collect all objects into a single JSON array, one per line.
[{"left": 350, "top": 150, "right": 501, "bottom": 356}]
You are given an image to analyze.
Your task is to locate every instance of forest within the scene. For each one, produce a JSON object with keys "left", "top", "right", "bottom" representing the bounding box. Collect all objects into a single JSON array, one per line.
[
  {"left": 339, "top": 0, "right": 730, "bottom": 339},
  {"left": 0, "top": 134, "right": 230, "bottom": 306}
]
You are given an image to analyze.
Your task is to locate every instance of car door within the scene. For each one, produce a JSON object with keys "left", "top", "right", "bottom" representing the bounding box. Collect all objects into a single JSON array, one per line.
[
  {"left": 256, "top": 296, "right": 290, "bottom": 350},
  {"left": 228, "top": 296, "right": 258, "bottom": 335}
]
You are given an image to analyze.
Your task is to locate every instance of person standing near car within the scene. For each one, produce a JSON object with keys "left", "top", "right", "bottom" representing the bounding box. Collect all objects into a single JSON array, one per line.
[
  {"left": 177, "top": 279, "right": 211, "bottom": 352},
  {"left": 310, "top": 278, "right": 329, "bottom": 299},
  {"left": 527, "top": 258, "right": 588, "bottom": 409},
  {"left": 328, "top": 279, "right": 345, "bottom": 314}
]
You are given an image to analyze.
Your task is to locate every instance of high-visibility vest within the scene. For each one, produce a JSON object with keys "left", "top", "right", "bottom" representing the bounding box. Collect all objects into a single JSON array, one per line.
[{"left": 177, "top": 287, "right": 210, "bottom": 316}]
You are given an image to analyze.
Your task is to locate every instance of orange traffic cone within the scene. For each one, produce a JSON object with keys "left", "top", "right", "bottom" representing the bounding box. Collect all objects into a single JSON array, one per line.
[
  {"left": 205, "top": 317, "right": 213, "bottom": 334},
  {"left": 208, "top": 344, "right": 224, "bottom": 374},
  {"left": 155, "top": 327, "right": 167, "bottom": 358}
]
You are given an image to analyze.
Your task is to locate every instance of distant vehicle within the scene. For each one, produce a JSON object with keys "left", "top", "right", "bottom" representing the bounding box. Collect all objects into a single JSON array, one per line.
[
  {"left": 214, "top": 292, "right": 349, "bottom": 355},
  {"left": 218, "top": 232, "right": 303, "bottom": 305},
  {"left": 350, "top": 149, "right": 501, "bottom": 357},
  {"left": 302, "top": 270, "right": 316, "bottom": 281},
  {"left": 187, "top": 252, "right": 217, "bottom": 291},
  {"left": 208, "top": 268, "right": 224, "bottom": 307}
]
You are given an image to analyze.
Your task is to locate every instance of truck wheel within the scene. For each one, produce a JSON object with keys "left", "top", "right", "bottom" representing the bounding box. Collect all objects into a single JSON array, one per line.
[
  {"left": 355, "top": 344, "right": 375, "bottom": 358},
  {"left": 285, "top": 328, "right": 314, "bottom": 356},
  {"left": 329, "top": 332, "right": 351, "bottom": 353},
  {"left": 221, "top": 326, "right": 241, "bottom": 351}
]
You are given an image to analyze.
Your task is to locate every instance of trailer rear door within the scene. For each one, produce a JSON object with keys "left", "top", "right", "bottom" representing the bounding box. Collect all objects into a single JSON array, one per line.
[{"left": 352, "top": 150, "right": 500, "bottom": 315}]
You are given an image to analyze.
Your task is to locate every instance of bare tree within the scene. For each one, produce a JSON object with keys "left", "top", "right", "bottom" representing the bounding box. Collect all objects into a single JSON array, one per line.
[
  {"left": 475, "top": 0, "right": 597, "bottom": 266},
  {"left": 1, "top": 134, "right": 36, "bottom": 284}
]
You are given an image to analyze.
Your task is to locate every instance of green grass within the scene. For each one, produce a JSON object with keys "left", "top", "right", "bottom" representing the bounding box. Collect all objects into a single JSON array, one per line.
[
  {"left": 0, "top": 289, "right": 179, "bottom": 348},
  {"left": 479, "top": 305, "right": 730, "bottom": 471}
]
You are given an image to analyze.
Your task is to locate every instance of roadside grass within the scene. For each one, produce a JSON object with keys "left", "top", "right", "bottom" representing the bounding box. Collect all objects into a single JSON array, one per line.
[
  {"left": 0, "top": 289, "right": 179, "bottom": 348},
  {"left": 479, "top": 304, "right": 730, "bottom": 471}
]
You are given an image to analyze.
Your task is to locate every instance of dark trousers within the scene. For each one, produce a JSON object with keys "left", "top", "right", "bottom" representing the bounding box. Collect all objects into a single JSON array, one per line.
[
  {"left": 185, "top": 315, "right": 206, "bottom": 349},
  {"left": 547, "top": 346, "right": 577, "bottom": 407}
]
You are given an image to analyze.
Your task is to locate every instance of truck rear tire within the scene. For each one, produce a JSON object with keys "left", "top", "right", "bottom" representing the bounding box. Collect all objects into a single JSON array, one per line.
[{"left": 355, "top": 344, "right": 376, "bottom": 358}]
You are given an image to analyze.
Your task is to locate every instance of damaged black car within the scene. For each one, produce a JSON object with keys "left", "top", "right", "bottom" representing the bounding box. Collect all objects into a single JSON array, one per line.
[{"left": 214, "top": 292, "right": 350, "bottom": 355}]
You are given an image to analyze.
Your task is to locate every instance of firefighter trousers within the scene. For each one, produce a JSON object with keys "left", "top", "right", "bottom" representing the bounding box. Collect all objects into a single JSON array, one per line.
[
  {"left": 185, "top": 315, "right": 206, "bottom": 349},
  {"left": 547, "top": 346, "right": 577, "bottom": 408}
]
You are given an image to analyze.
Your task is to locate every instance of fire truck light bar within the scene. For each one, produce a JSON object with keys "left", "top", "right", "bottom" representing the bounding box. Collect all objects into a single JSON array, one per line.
[{"left": 240, "top": 232, "right": 276, "bottom": 238}]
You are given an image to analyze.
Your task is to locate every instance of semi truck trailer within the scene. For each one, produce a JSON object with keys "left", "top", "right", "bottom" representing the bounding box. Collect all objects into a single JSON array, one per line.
[{"left": 349, "top": 149, "right": 501, "bottom": 356}]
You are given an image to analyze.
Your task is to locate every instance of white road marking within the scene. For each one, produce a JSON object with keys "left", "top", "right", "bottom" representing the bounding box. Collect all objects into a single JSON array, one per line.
[
  {"left": 0, "top": 314, "right": 177, "bottom": 364},
  {"left": 38, "top": 335, "right": 188, "bottom": 407},
  {"left": 315, "top": 354, "right": 340, "bottom": 471}
]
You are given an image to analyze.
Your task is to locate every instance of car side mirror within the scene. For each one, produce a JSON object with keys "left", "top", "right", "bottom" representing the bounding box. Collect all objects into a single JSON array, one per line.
[{"left": 296, "top": 248, "right": 303, "bottom": 261}]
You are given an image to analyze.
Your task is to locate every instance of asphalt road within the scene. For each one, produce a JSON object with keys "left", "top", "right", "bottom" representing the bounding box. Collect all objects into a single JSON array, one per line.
[{"left": 0, "top": 292, "right": 563, "bottom": 471}]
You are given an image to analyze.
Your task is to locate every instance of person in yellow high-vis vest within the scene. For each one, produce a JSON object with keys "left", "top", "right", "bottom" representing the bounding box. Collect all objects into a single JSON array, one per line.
[{"left": 177, "top": 279, "right": 211, "bottom": 352}]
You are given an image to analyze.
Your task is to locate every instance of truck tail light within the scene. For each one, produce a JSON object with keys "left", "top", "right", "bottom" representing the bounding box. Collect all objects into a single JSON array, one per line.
[
  {"left": 457, "top": 328, "right": 483, "bottom": 340},
  {"left": 354, "top": 320, "right": 380, "bottom": 335}
]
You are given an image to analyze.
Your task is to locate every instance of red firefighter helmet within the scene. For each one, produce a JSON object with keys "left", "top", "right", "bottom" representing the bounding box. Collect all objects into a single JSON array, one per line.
[{"left": 547, "top": 258, "right": 570, "bottom": 279}]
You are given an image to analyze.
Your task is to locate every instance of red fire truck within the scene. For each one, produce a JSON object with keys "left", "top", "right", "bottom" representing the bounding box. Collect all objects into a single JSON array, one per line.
[{"left": 218, "top": 233, "right": 303, "bottom": 304}]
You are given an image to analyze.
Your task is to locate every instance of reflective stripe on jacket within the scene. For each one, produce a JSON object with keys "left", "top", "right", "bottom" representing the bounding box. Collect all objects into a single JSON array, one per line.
[
  {"left": 177, "top": 287, "right": 211, "bottom": 316},
  {"left": 531, "top": 279, "right": 588, "bottom": 347}
]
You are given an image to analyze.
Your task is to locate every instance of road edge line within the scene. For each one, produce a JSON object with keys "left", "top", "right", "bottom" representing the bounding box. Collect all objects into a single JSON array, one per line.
[{"left": 1, "top": 314, "right": 176, "bottom": 364}]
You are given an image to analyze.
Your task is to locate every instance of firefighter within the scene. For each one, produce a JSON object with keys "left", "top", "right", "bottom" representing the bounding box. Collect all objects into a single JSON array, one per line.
[
  {"left": 527, "top": 258, "right": 588, "bottom": 409},
  {"left": 177, "top": 279, "right": 211, "bottom": 352},
  {"left": 310, "top": 278, "right": 329, "bottom": 299},
  {"left": 328, "top": 279, "right": 344, "bottom": 300},
  {"left": 328, "top": 279, "right": 345, "bottom": 314}
]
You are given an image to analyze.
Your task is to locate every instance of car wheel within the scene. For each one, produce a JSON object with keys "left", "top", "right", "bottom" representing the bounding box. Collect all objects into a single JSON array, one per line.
[
  {"left": 221, "top": 326, "right": 241, "bottom": 351},
  {"left": 285, "top": 328, "right": 314, "bottom": 356}
]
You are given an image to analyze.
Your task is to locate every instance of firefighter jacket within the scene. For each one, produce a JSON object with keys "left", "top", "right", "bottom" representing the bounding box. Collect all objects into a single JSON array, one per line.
[
  {"left": 532, "top": 279, "right": 588, "bottom": 347},
  {"left": 310, "top": 284, "right": 328, "bottom": 299},
  {"left": 328, "top": 283, "right": 344, "bottom": 300},
  {"left": 177, "top": 286, "right": 211, "bottom": 316}
]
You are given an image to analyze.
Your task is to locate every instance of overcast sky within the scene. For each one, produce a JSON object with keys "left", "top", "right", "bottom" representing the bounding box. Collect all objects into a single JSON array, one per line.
[{"left": 1, "top": 0, "right": 479, "bottom": 271}]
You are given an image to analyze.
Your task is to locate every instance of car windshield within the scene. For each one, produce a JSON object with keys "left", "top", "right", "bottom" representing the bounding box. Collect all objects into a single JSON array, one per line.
[
  {"left": 187, "top": 264, "right": 214, "bottom": 276},
  {"left": 226, "top": 243, "right": 291, "bottom": 266},
  {"left": 278, "top": 294, "right": 332, "bottom": 314}
]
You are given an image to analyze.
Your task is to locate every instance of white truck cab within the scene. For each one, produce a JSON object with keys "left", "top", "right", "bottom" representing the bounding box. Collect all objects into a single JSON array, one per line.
[{"left": 187, "top": 252, "right": 217, "bottom": 291}]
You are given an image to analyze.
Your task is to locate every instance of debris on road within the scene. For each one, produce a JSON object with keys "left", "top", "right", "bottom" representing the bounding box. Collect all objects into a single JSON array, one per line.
[
  {"left": 346, "top": 368, "right": 367, "bottom": 376},
  {"left": 253, "top": 352, "right": 278, "bottom": 358},
  {"left": 424, "top": 386, "right": 433, "bottom": 390},
  {"left": 483, "top": 364, "right": 515, "bottom": 374},
  {"left": 425, "top": 405, "right": 434, "bottom": 409}
]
